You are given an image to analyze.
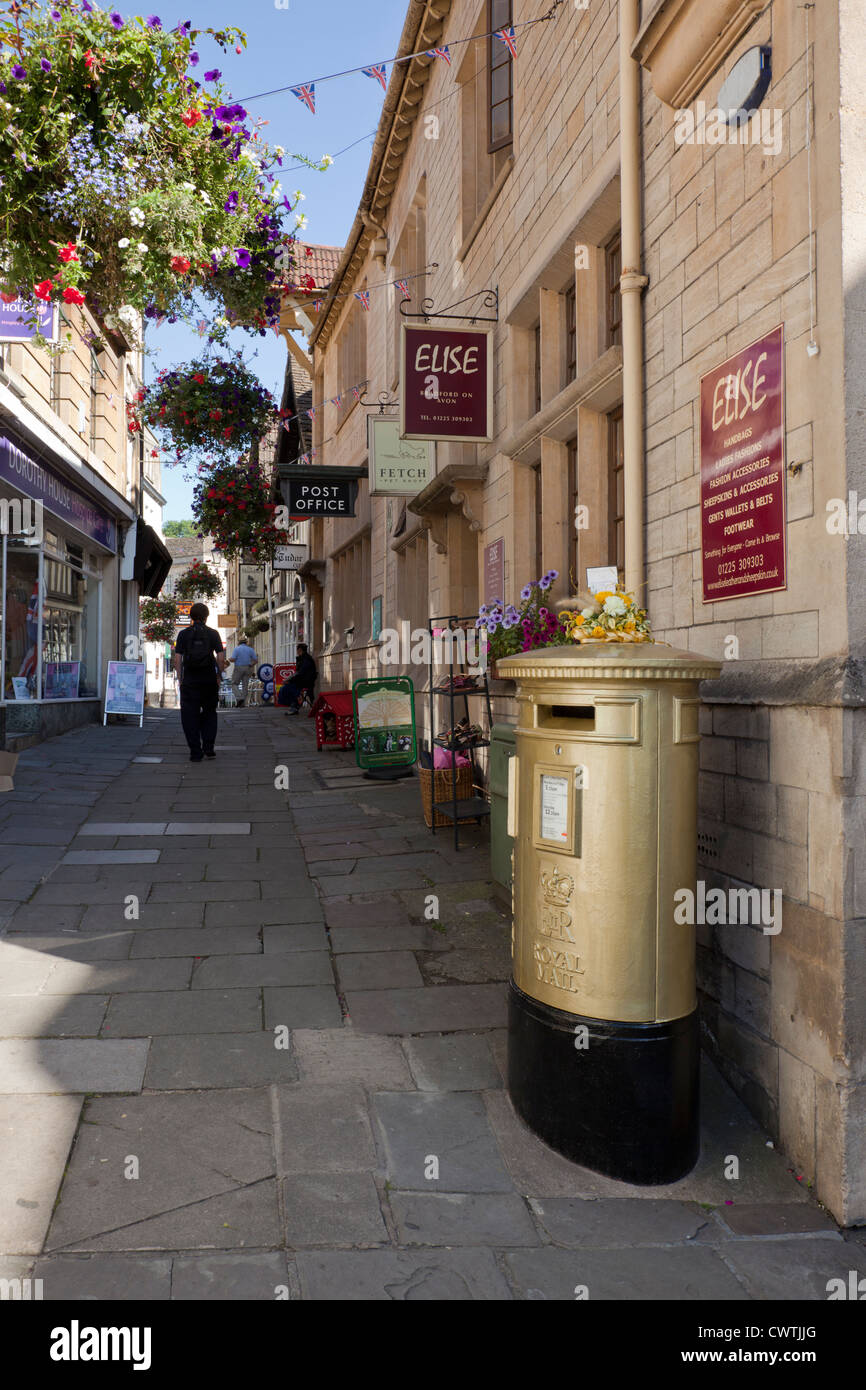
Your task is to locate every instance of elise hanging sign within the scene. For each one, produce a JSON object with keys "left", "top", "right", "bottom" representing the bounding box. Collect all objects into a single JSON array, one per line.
[
  {"left": 700, "top": 325, "right": 786, "bottom": 602},
  {"left": 400, "top": 324, "right": 493, "bottom": 443}
]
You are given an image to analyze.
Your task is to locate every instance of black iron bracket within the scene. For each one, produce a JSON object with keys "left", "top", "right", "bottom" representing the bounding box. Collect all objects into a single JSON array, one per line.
[
  {"left": 399, "top": 288, "right": 499, "bottom": 324},
  {"left": 359, "top": 388, "right": 400, "bottom": 413}
]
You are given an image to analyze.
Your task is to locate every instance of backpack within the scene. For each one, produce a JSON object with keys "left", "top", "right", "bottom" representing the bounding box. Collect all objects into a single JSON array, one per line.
[{"left": 183, "top": 622, "right": 214, "bottom": 679}]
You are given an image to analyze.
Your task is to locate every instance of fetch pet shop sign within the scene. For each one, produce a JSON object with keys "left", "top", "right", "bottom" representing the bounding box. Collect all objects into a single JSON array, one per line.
[
  {"left": 400, "top": 323, "right": 493, "bottom": 443},
  {"left": 368, "top": 416, "right": 433, "bottom": 496}
]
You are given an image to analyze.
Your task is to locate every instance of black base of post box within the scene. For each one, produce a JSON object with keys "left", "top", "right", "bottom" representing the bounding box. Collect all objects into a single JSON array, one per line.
[{"left": 507, "top": 979, "right": 700, "bottom": 1185}]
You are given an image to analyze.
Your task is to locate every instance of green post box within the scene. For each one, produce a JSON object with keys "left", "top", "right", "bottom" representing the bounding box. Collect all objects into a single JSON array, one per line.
[{"left": 490, "top": 724, "right": 516, "bottom": 900}]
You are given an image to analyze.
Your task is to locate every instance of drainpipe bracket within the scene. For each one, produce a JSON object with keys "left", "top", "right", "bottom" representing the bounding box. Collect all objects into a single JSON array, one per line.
[{"left": 620, "top": 270, "right": 649, "bottom": 295}]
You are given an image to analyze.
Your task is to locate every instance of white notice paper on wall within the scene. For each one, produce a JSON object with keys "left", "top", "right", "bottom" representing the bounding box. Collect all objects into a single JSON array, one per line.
[{"left": 540, "top": 774, "right": 570, "bottom": 843}]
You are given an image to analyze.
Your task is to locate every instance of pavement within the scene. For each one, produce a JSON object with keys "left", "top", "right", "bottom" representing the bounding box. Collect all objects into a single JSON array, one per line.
[{"left": 0, "top": 705, "right": 860, "bottom": 1301}]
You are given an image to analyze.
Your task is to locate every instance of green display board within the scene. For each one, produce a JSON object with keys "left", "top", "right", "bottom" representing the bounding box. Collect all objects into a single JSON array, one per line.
[{"left": 353, "top": 676, "right": 417, "bottom": 770}]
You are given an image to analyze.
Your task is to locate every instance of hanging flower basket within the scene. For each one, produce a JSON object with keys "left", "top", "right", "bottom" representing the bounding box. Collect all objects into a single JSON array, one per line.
[
  {"left": 135, "top": 356, "right": 277, "bottom": 463},
  {"left": 139, "top": 595, "right": 179, "bottom": 644},
  {"left": 192, "top": 459, "right": 281, "bottom": 561},
  {"left": 0, "top": 3, "right": 328, "bottom": 341},
  {"left": 173, "top": 558, "right": 222, "bottom": 602}
]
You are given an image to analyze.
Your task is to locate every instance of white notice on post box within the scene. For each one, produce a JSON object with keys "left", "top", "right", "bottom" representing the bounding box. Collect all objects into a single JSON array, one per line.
[{"left": 540, "top": 775, "right": 569, "bottom": 843}]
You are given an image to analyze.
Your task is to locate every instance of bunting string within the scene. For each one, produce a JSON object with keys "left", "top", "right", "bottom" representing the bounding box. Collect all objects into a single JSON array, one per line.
[
  {"left": 280, "top": 378, "right": 369, "bottom": 431},
  {"left": 241, "top": 1, "right": 566, "bottom": 107}
]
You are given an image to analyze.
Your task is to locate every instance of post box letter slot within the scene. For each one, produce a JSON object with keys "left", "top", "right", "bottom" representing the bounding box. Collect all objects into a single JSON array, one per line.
[{"left": 537, "top": 704, "right": 595, "bottom": 731}]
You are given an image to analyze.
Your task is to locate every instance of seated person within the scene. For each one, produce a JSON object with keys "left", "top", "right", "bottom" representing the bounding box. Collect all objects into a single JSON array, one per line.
[{"left": 277, "top": 644, "right": 317, "bottom": 714}]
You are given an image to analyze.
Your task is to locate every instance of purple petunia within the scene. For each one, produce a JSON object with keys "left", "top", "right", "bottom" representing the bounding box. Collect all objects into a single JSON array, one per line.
[
  {"left": 110, "top": 11, "right": 124, "bottom": 28},
  {"left": 50, "top": 8, "right": 61, "bottom": 18},
  {"left": 11, "top": 65, "right": 26, "bottom": 79},
  {"left": 214, "top": 103, "right": 247, "bottom": 123},
  {"left": 189, "top": 51, "right": 199, "bottom": 66},
  {"left": 41, "top": 58, "right": 51, "bottom": 73},
  {"left": 224, "top": 191, "right": 239, "bottom": 212},
  {"left": 80, "top": 0, "right": 93, "bottom": 10},
  {"left": 146, "top": 15, "right": 161, "bottom": 28},
  {"left": 204, "top": 68, "right": 221, "bottom": 82},
  {"left": 235, "top": 249, "right": 251, "bottom": 268}
]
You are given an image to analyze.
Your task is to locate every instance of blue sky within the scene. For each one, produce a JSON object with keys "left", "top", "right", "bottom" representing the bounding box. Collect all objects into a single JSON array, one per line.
[{"left": 146, "top": 0, "right": 408, "bottom": 519}]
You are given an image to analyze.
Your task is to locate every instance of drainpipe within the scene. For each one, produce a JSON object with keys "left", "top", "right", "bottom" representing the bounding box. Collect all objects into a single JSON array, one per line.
[{"left": 619, "top": 0, "right": 649, "bottom": 600}]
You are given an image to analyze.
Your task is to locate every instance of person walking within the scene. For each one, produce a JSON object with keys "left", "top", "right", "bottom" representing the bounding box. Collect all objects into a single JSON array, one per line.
[
  {"left": 172, "top": 603, "right": 226, "bottom": 761},
  {"left": 228, "top": 638, "right": 258, "bottom": 707},
  {"left": 277, "top": 643, "right": 317, "bottom": 714}
]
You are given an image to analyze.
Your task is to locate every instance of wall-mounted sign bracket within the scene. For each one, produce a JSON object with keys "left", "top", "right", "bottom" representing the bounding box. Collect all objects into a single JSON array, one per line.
[{"left": 399, "top": 288, "right": 499, "bottom": 325}]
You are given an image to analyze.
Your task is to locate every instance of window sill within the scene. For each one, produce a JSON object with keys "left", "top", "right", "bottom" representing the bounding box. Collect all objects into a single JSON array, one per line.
[{"left": 458, "top": 155, "right": 514, "bottom": 264}]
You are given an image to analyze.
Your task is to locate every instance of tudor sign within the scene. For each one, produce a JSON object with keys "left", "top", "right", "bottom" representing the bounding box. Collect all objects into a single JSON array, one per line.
[{"left": 400, "top": 323, "right": 493, "bottom": 443}]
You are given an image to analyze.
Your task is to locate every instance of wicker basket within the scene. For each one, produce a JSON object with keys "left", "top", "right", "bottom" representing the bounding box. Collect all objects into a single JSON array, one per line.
[{"left": 419, "top": 761, "right": 477, "bottom": 828}]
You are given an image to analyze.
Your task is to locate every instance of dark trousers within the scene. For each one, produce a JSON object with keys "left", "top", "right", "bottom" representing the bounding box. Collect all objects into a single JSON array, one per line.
[
  {"left": 180, "top": 682, "right": 218, "bottom": 756},
  {"left": 277, "top": 677, "right": 311, "bottom": 710}
]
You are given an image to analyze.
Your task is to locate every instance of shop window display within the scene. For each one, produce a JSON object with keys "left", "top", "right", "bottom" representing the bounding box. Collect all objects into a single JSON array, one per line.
[{"left": 3, "top": 535, "right": 101, "bottom": 702}]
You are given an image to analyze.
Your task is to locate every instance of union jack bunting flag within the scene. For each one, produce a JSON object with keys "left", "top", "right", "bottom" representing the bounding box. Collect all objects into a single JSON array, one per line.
[
  {"left": 306, "top": 407, "right": 317, "bottom": 419},
  {"left": 395, "top": 279, "right": 411, "bottom": 300},
  {"left": 351, "top": 385, "right": 361, "bottom": 401},
  {"left": 362, "top": 64, "right": 387, "bottom": 91},
  {"left": 291, "top": 83, "right": 316, "bottom": 114},
  {"left": 313, "top": 300, "right": 323, "bottom": 313},
  {"left": 495, "top": 26, "right": 518, "bottom": 58},
  {"left": 426, "top": 46, "right": 451, "bottom": 65},
  {"left": 333, "top": 394, "right": 342, "bottom": 408},
  {"left": 354, "top": 291, "right": 371, "bottom": 311},
  {"left": 195, "top": 318, "right": 208, "bottom": 336}
]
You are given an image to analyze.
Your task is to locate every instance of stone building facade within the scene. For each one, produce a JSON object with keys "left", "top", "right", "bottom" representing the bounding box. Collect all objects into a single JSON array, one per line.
[{"left": 298, "top": 0, "right": 864, "bottom": 1224}]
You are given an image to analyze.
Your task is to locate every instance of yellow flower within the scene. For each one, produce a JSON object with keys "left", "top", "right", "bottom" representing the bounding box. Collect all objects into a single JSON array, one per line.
[
  {"left": 595, "top": 591, "right": 613, "bottom": 603},
  {"left": 592, "top": 625, "right": 605, "bottom": 638},
  {"left": 573, "top": 613, "right": 585, "bottom": 626},
  {"left": 625, "top": 620, "right": 635, "bottom": 632}
]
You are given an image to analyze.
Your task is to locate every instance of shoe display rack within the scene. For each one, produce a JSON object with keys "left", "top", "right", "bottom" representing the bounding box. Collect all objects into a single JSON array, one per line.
[{"left": 424, "top": 614, "right": 493, "bottom": 850}]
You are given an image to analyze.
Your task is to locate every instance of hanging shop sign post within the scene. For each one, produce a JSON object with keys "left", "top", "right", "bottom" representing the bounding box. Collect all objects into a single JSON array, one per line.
[
  {"left": 700, "top": 324, "right": 786, "bottom": 603},
  {"left": 353, "top": 675, "right": 417, "bottom": 779},
  {"left": 400, "top": 324, "right": 493, "bottom": 443},
  {"left": 103, "top": 661, "right": 146, "bottom": 727},
  {"left": 273, "top": 544, "right": 309, "bottom": 570},
  {"left": 368, "top": 416, "right": 434, "bottom": 496}
]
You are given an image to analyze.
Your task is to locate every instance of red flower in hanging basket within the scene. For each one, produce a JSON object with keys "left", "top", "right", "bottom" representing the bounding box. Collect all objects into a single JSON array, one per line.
[
  {"left": 34, "top": 280, "right": 53, "bottom": 302},
  {"left": 181, "top": 108, "right": 202, "bottom": 128},
  {"left": 170, "top": 256, "right": 191, "bottom": 274},
  {"left": 193, "top": 373, "right": 205, "bottom": 384}
]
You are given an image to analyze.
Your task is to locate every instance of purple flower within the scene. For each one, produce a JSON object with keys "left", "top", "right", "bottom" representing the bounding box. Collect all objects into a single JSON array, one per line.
[
  {"left": 41, "top": 58, "right": 52, "bottom": 73},
  {"left": 11, "top": 65, "right": 26, "bottom": 79},
  {"left": 80, "top": 0, "right": 93, "bottom": 9},
  {"left": 50, "top": 8, "right": 61, "bottom": 18},
  {"left": 110, "top": 11, "right": 124, "bottom": 28},
  {"left": 224, "top": 191, "right": 239, "bottom": 213},
  {"left": 214, "top": 103, "right": 247, "bottom": 123},
  {"left": 146, "top": 15, "right": 161, "bottom": 27},
  {"left": 234, "top": 248, "right": 251, "bottom": 268},
  {"left": 189, "top": 51, "right": 199, "bottom": 66},
  {"left": 204, "top": 68, "right": 221, "bottom": 81}
]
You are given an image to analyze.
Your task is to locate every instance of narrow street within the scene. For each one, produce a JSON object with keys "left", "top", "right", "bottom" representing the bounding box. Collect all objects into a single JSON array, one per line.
[{"left": 0, "top": 707, "right": 856, "bottom": 1301}]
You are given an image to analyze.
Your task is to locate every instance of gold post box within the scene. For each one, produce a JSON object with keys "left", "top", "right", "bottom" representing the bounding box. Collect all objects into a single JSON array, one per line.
[{"left": 499, "top": 642, "right": 721, "bottom": 1184}]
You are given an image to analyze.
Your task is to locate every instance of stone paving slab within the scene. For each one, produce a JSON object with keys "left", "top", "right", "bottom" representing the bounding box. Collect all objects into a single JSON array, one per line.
[
  {"left": 130, "top": 925, "right": 262, "bottom": 958},
  {"left": 336, "top": 951, "right": 425, "bottom": 991},
  {"left": 61, "top": 850, "right": 161, "bottom": 866},
  {"left": 170, "top": 1252, "right": 291, "bottom": 1299},
  {"left": 295, "top": 1248, "right": 512, "bottom": 1300},
  {"left": 193, "top": 952, "right": 333, "bottom": 990},
  {"left": 0, "top": 1039, "right": 148, "bottom": 1094},
  {"left": 31, "top": 1253, "right": 171, "bottom": 1299},
  {"left": 283, "top": 1173, "right": 389, "bottom": 1248},
  {"left": 527, "top": 1198, "right": 715, "bottom": 1247},
  {"left": 40, "top": 959, "right": 193, "bottom": 995},
  {"left": 68, "top": 1181, "right": 283, "bottom": 1254},
  {"left": 103, "top": 989, "right": 262, "bottom": 1037},
  {"left": 82, "top": 903, "right": 204, "bottom": 931},
  {"left": 261, "top": 924, "right": 329, "bottom": 953},
  {"left": 145, "top": 1033, "right": 299, "bottom": 1090},
  {"left": 328, "top": 924, "right": 450, "bottom": 954},
  {"left": 373, "top": 1092, "right": 513, "bottom": 1193},
  {"left": 206, "top": 901, "right": 323, "bottom": 927},
  {"left": 45, "top": 1090, "right": 277, "bottom": 1252},
  {"left": 346, "top": 983, "right": 507, "bottom": 1034},
  {"left": 404, "top": 1034, "right": 503, "bottom": 1092},
  {"left": 0, "top": 1094, "right": 82, "bottom": 1254},
  {"left": 273, "top": 1084, "right": 377, "bottom": 1175},
  {"left": 3, "top": 932, "right": 133, "bottom": 961},
  {"left": 391, "top": 1192, "right": 541, "bottom": 1249},
  {"left": 503, "top": 1246, "right": 750, "bottom": 1300},
  {"left": 292, "top": 1030, "right": 414, "bottom": 1091},
  {"left": 0, "top": 994, "right": 108, "bottom": 1038},
  {"left": 720, "top": 1236, "right": 855, "bottom": 1300}
]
